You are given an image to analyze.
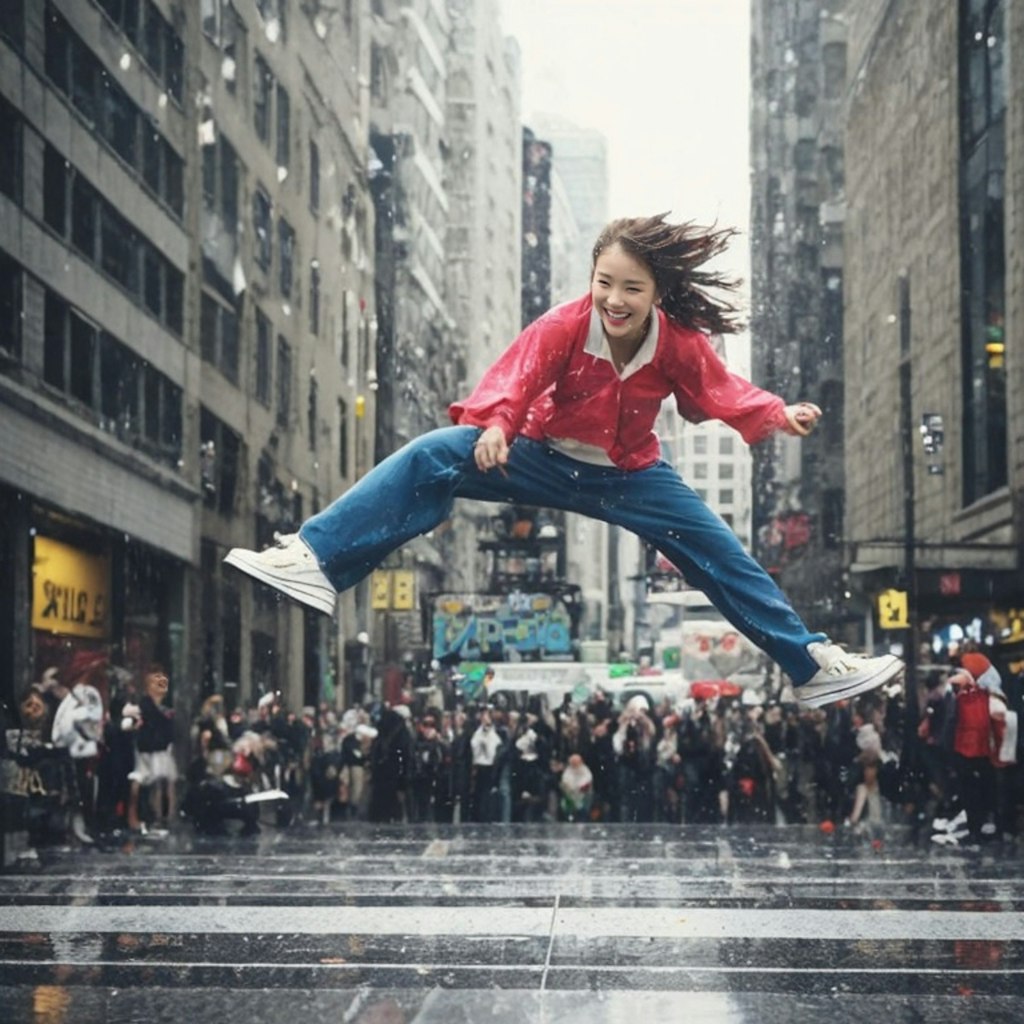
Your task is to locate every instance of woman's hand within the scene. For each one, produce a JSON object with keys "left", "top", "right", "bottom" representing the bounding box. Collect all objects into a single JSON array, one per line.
[
  {"left": 783, "top": 402, "right": 822, "bottom": 437},
  {"left": 473, "top": 426, "right": 509, "bottom": 472}
]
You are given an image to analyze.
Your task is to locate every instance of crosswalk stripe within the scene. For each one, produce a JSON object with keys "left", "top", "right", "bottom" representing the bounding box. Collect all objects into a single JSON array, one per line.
[{"left": 4, "top": 903, "right": 1023, "bottom": 940}]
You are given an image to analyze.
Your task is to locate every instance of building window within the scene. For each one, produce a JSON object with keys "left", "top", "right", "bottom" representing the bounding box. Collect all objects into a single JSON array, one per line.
[
  {"left": 307, "top": 377, "right": 318, "bottom": 451},
  {"left": 822, "top": 42, "right": 846, "bottom": 102},
  {"left": 42, "top": 286, "right": 182, "bottom": 463},
  {"left": 692, "top": 434, "right": 707, "bottom": 455},
  {"left": 0, "top": 252, "right": 22, "bottom": 362},
  {"left": 0, "top": 94, "right": 22, "bottom": 203},
  {"left": 43, "top": 145, "right": 67, "bottom": 231},
  {"left": 718, "top": 435, "right": 734, "bottom": 456},
  {"left": 200, "top": 406, "right": 242, "bottom": 516},
  {"left": 718, "top": 463, "right": 734, "bottom": 481},
  {"left": 0, "top": 0, "right": 23, "bottom": 51},
  {"left": 203, "top": 0, "right": 245, "bottom": 94},
  {"left": 253, "top": 54, "right": 272, "bottom": 144},
  {"left": 822, "top": 488, "right": 843, "bottom": 549},
  {"left": 45, "top": 144, "right": 183, "bottom": 334},
  {"left": 253, "top": 186, "right": 272, "bottom": 269},
  {"left": 276, "top": 335, "right": 291, "bottom": 427},
  {"left": 719, "top": 488, "right": 734, "bottom": 506},
  {"left": 338, "top": 398, "right": 349, "bottom": 478},
  {"left": 70, "top": 174, "right": 99, "bottom": 259},
  {"left": 278, "top": 218, "right": 295, "bottom": 297},
  {"left": 309, "top": 261, "right": 320, "bottom": 335},
  {"left": 692, "top": 463, "right": 707, "bottom": 480},
  {"left": 45, "top": 7, "right": 184, "bottom": 215},
  {"left": 276, "top": 83, "right": 290, "bottom": 169},
  {"left": 202, "top": 133, "right": 239, "bottom": 232},
  {"left": 309, "top": 139, "right": 320, "bottom": 212},
  {"left": 255, "top": 307, "right": 272, "bottom": 405},
  {"left": 959, "top": 0, "right": 1007, "bottom": 503},
  {"left": 200, "top": 291, "right": 241, "bottom": 384}
]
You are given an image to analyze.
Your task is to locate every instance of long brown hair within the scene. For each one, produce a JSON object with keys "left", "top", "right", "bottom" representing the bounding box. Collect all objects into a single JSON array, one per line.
[{"left": 592, "top": 214, "right": 743, "bottom": 335}]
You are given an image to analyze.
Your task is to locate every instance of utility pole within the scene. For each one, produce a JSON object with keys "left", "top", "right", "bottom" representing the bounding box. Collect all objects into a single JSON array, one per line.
[{"left": 898, "top": 272, "right": 920, "bottom": 741}]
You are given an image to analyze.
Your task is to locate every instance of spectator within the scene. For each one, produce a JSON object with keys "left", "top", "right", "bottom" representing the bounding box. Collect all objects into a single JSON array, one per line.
[
  {"left": 127, "top": 665, "right": 176, "bottom": 833},
  {"left": 469, "top": 707, "right": 503, "bottom": 822},
  {"left": 368, "top": 706, "right": 413, "bottom": 822},
  {"left": 614, "top": 695, "right": 657, "bottom": 823},
  {"left": 559, "top": 753, "right": 594, "bottom": 822},
  {"left": 47, "top": 667, "right": 103, "bottom": 843},
  {"left": 410, "top": 711, "right": 448, "bottom": 823}
]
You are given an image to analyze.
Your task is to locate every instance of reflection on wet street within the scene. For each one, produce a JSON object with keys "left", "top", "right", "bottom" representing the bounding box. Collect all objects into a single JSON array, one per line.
[{"left": 2, "top": 823, "right": 1024, "bottom": 1022}]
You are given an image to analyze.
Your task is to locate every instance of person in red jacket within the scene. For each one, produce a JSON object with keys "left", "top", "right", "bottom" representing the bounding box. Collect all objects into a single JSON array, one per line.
[{"left": 226, "top": 214, "right": 902, "bottom": 709}]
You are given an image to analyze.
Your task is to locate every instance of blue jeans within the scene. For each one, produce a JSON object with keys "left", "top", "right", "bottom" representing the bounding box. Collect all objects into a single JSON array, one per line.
[{"left": 300, "top": 426, "right": 825, "bottom": 685}]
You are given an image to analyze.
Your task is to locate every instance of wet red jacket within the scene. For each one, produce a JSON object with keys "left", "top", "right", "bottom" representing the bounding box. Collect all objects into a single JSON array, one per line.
[{"left": 449, "top": 295, "right": 788, "bottom": 471}]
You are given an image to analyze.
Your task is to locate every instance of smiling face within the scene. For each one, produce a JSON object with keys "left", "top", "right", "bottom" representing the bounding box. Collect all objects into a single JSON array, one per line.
[
  {"left": 590, "top": 243, "right": 659, "bottom": 347},
  {"left": 19, "top": 691, "right": 48, "bottom": 728},
  {"left": 145, "top": 670, "right": 169, "bottom": 704}
]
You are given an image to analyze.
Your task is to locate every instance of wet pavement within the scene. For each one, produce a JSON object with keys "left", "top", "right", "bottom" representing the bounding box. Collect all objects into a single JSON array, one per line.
[{"left": 1, "top": 823, "right": 1023, "bottom": 1022}]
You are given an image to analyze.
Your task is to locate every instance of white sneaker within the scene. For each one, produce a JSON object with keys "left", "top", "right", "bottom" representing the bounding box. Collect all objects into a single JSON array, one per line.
[
  {"left": 793, "top": 642, "right": 903, "bottom": 709},
  {"left": 224, "top": 533, "right": 336, "bottom": 615}
]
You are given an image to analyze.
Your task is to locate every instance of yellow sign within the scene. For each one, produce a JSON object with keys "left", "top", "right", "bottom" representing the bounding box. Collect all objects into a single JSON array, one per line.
[
  {"left": 877, "top": 588, "right": 909, "bottom": 629},
  {"left": 32, "top": 536, "right": 111, "bottom": 639},
  {"left": 392, "top": 570, "right": 415, "bottom": 610},
  {"left": 371, "top": 570, "right": 391, "bottom": 610}
]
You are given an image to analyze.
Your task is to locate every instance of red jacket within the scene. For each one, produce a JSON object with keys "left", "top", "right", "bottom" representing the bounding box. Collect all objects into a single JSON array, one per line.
[{"left": 449, "top": 295, "right": 788, "bottom": 471}]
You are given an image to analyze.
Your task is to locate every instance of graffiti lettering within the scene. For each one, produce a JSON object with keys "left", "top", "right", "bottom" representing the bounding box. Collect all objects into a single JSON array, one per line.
[{"left": 39, "top": 580, "right": 105, "bottom": 628}]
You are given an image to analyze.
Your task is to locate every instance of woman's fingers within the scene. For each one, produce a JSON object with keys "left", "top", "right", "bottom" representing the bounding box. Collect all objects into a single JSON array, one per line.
[{"left": 473, "top": 429, "right": 508, "bottom": 472}]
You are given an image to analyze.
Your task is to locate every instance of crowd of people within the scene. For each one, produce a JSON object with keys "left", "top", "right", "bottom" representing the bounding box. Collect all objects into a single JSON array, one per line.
[{"left": 3, "top": 643, "right": 1021, "bottom": 860}]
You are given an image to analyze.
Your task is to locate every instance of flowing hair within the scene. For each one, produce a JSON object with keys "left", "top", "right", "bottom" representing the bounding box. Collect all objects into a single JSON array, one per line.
[{"left": 592, "top": 214, "right": 743, "bottom": 335}]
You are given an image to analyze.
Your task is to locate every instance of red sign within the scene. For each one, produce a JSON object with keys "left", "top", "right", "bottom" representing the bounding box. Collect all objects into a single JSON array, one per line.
[{"left": 939, "top": 572, "right": 961, "bottom": 596}]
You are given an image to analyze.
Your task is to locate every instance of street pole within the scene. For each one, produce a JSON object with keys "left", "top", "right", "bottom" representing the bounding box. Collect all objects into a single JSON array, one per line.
[{"left": 898, "top": 272, "right": 920, "bottom": 745}]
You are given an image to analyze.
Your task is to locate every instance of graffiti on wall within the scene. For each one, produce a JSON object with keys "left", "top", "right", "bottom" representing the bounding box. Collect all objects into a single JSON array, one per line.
[{"left": 433, "top": 592, "right": 575, "bottom": 661}]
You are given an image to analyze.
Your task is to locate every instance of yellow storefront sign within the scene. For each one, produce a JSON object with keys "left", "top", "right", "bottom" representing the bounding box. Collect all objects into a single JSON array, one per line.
[
  {"left": 32, "top": 536, "right": 111, "bottom": 639},
  {"left": 371, "top": 570, "right": 391, "bottom": 610},
  {"left": 877, "top": 588, "right": 909, "bottom": 630},
  {"left": 392, "top": 570, "right": 415, "bottom": 610}
]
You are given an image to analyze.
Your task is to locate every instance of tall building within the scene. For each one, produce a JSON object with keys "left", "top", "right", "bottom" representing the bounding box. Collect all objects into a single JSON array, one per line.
[
  {"left": 445, "top": 0, "right": 522, "bottom": 604},
  {"left": 368, "top": 0, "right": 453, "bottom": 455},
  {"left": 195, "top": 0, "right": 376, "bottom": 712},
  {"left": 841, "top": 1, "right": 1022, "bottom": 672},
  {"left": 525, "top": 113, "right": 626, "bottom": 655},
  {"left": 0, "top": 1, "right": 195, "bottom": 722},
  {"left": 749, "top": 0, "right": 852, "bottom": 640},
  {"left": 0, "top": 0, "right": 376, "bottom": 722},
  {"left": 529, "top": 112, "right": 607, "bottom": 293}
]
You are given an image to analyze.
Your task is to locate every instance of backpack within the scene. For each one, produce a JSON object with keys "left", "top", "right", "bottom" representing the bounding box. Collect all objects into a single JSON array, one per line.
[{"left": 953, "top": 684, "right": 991, "bottom": 759}]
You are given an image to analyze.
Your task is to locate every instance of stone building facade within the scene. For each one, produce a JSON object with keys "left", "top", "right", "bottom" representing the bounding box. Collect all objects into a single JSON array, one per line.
[
  {"left": 842, "top": 0, "right": 1022, "bottom": 671},
  {"left": 0, "top": 0, "right": 377, "bottom": 724}
]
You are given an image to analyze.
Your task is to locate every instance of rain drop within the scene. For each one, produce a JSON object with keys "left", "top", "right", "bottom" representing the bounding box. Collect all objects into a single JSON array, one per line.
[
  {"left": 221, "top": 57, "right": 236, "bottom": 83},
  {"left": 277, "top": 166, "right": 289, "bottom": 183},
  {"left": 119, "top": 53, "right": 131, "bottom": 71}
]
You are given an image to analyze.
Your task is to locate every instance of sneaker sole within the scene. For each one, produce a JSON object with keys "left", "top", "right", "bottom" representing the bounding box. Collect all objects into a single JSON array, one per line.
[
  {"left": 794, "top": 656, "right": 903, "bottom": 709},
  {"left": 223, "top": 550, "right": 337, "bottom": 616}
]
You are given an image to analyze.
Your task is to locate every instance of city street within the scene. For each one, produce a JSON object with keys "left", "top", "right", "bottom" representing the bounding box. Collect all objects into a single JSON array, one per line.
[{"left": 1, "top": 823, "right": 1022, "bottom": 1022}]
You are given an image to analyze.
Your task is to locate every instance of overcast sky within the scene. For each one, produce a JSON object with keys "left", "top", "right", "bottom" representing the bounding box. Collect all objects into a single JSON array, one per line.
[{"left": 497, "top": 0, "right": 752, "bottom": 301}]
